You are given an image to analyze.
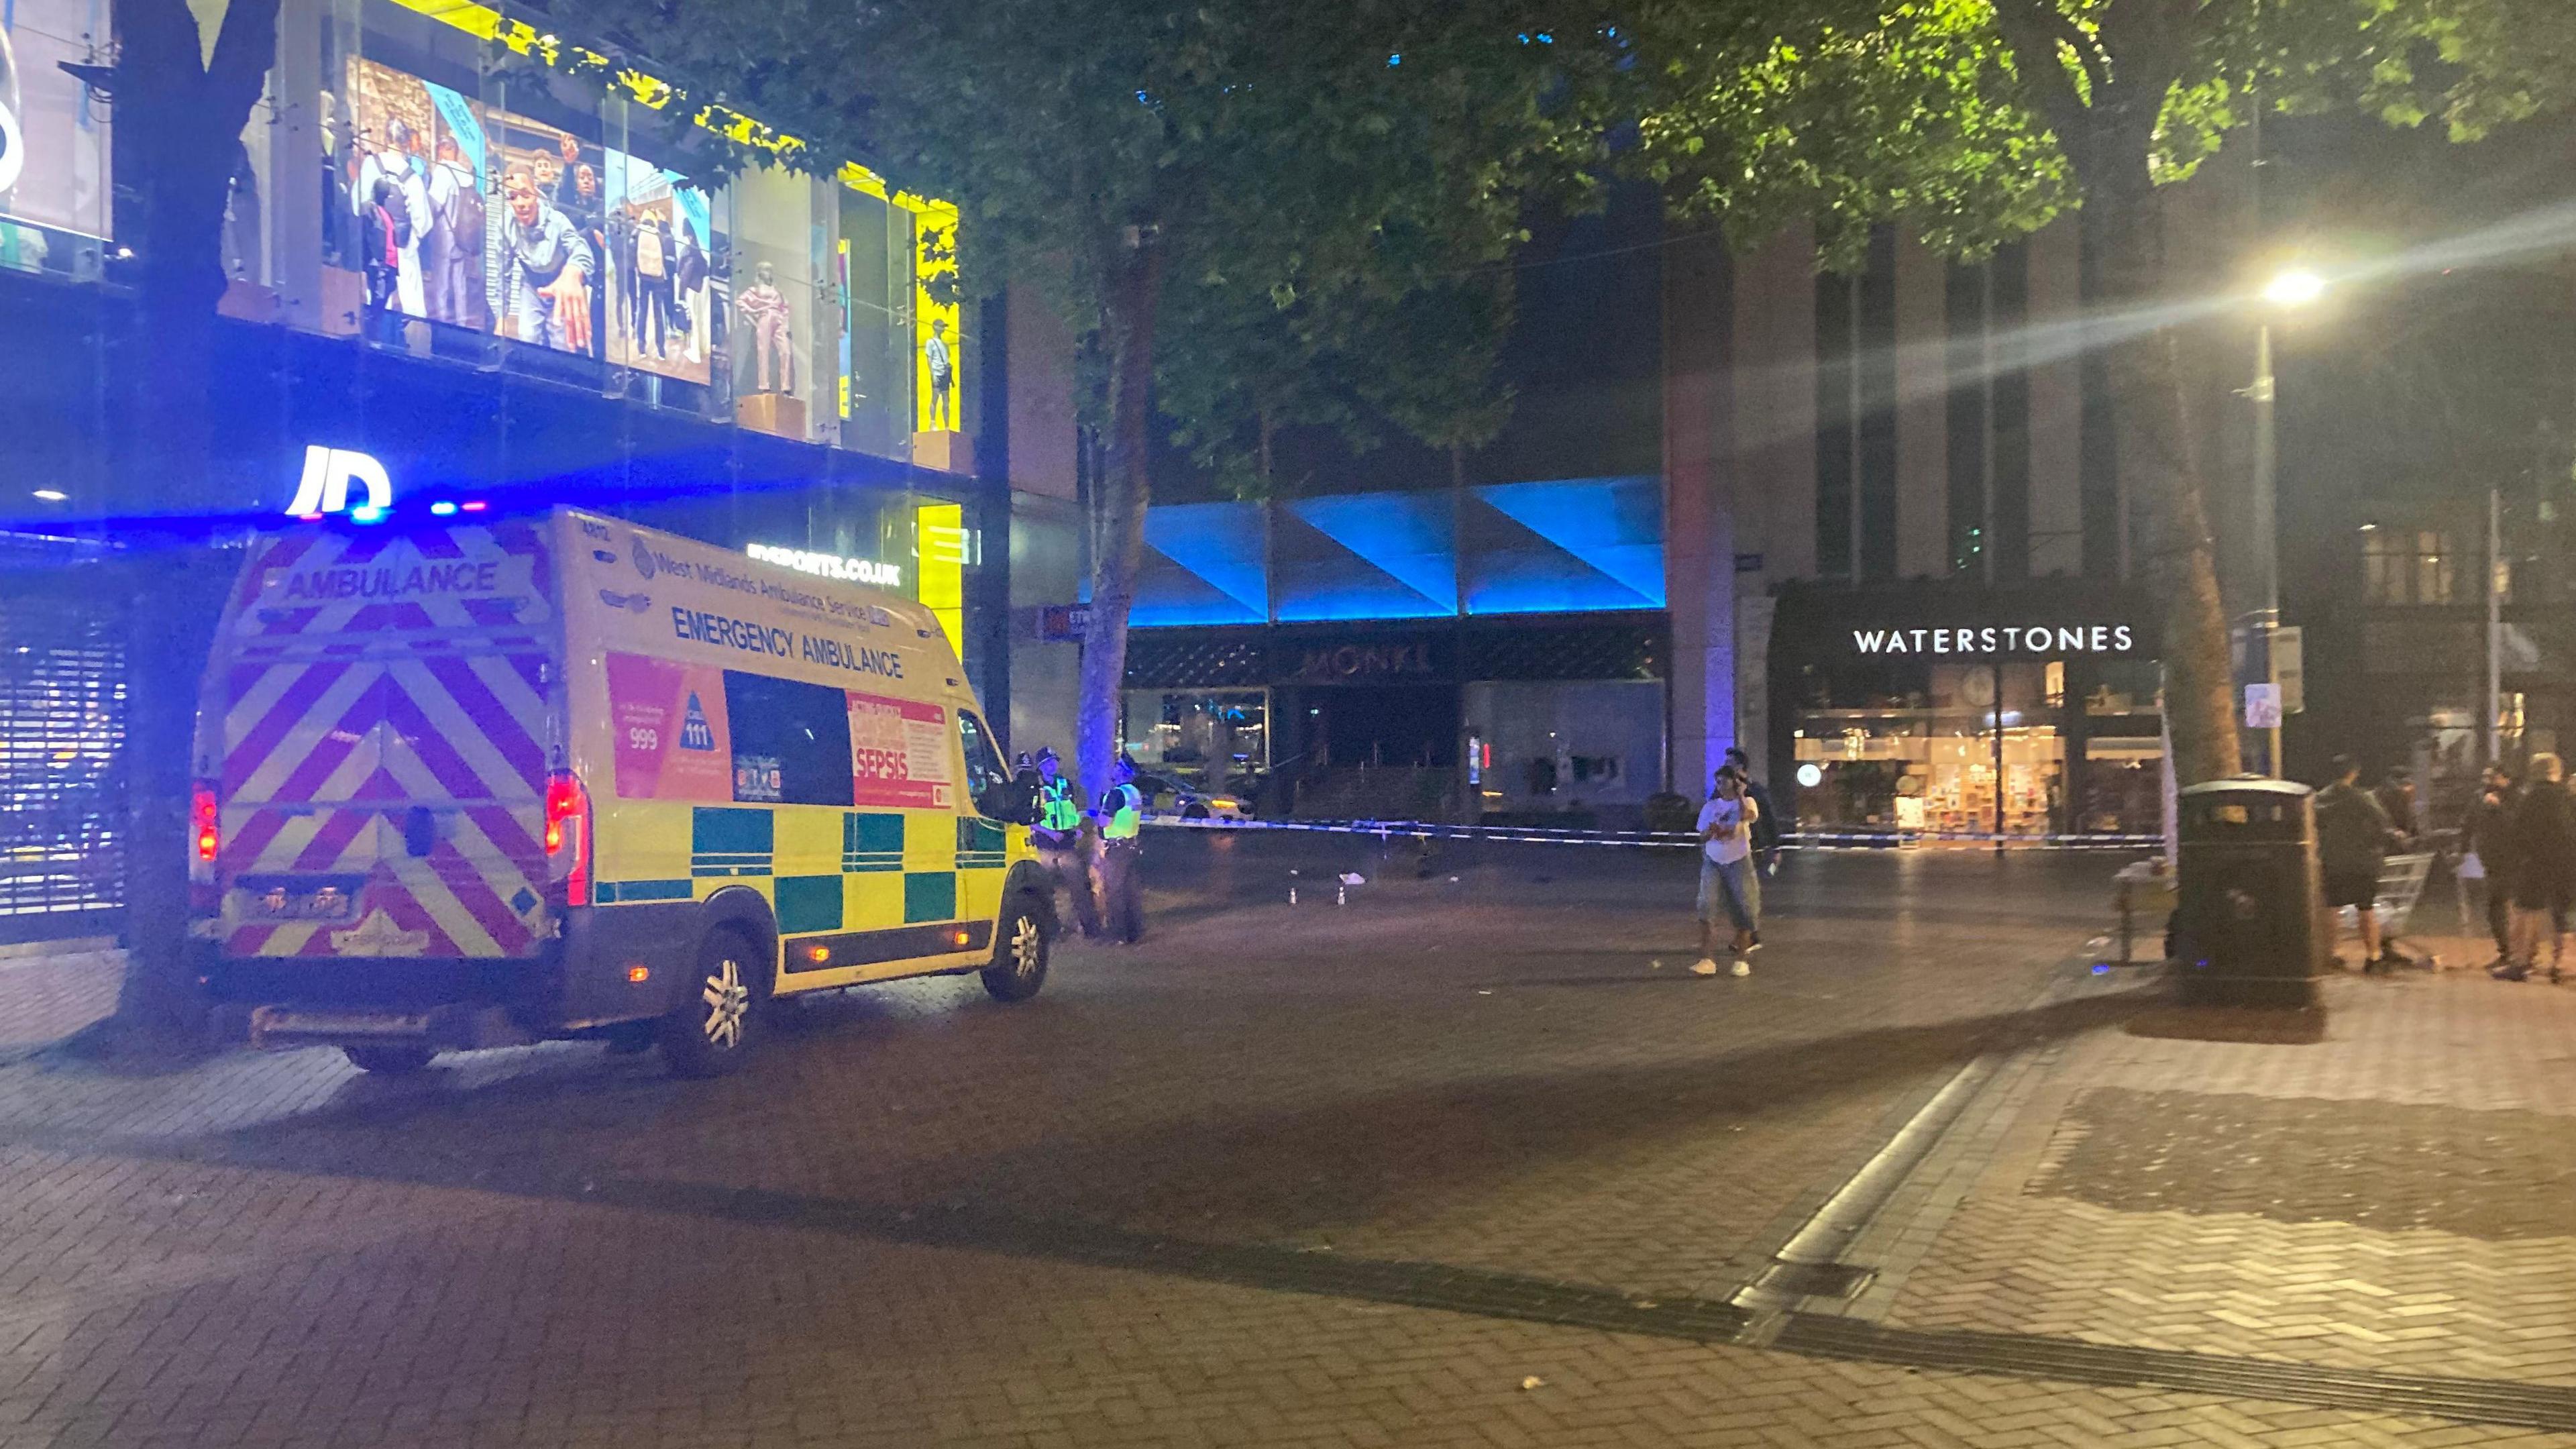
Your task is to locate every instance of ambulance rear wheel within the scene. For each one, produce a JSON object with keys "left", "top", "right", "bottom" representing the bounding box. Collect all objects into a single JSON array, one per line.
[
  {"left": 343, "top": 1042, "right": 438, "bottom": 1075},
  {"left": 663, "top": 926, "right": 766, "bottom": 1077},
  {"left": 981, "top": 899, "right": 1050, "bottom": 1002}
]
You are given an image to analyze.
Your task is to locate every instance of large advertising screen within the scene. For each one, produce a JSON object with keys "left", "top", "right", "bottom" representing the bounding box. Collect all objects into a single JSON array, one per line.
[
  {"left": 1, "top": 0, "right": 113, "bottom": 264},
  {"left": 341, "top": 55, "right": 722, "bottom": 377},
  {"left": 604, "top": 152, "right": 716, "bottom": 385},
  {"left": 480, "top": 105, "right": 605, "bottom": 355},
  {"left": 342, "top": 58, "right": 489, "bottom": 329}
]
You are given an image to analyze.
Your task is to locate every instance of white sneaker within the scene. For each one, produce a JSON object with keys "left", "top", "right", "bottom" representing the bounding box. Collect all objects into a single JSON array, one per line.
[
  {"left": 1730, "top": 959, "right": 1752, "bottom": 977},
  {"left": 1691, "top": 959, "right": 1719, "bottom": 977}
]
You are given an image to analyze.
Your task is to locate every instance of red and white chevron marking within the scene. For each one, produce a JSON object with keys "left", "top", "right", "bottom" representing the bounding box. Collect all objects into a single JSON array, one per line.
[{"left": 217, "top": 525, "right": 555, "bottom": 960}]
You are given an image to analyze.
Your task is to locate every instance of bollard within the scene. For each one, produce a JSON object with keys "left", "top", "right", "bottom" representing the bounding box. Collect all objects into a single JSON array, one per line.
[
  {"left": 1337, "top": 881, "right": 1346, "bottom": 906},
  {"left": 1289, "top": 868, "right": 1298, "bottom": 906}
]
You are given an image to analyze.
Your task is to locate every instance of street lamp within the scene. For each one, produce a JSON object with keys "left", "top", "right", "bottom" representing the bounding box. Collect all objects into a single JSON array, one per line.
[
  {"left": 2262, "top": 268, "right": 2328, "bottom": 309},
  {"left": 2246, "top": 268, "right": 2326, "bottom": 777}
]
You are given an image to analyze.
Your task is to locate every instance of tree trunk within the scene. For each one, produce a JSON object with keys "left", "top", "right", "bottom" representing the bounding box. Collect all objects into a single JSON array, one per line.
[
  {"left": 1985, "top": 0, "right": 2240, "bottom": 786},
  {"left": 110, "top": 0, "right": 282, "bottom": 1040},
  {"left": 1073, "top": 235, "right": 1165, "bottom": 896},
  {"left": 2077, "top": 152, "right": 2244, "bottom": 788}
]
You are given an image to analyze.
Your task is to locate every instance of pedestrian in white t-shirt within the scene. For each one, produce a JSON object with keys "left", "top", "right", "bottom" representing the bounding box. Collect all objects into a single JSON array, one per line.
[{"left": 1695, "top": 768, "right": 1762, "bottom": 975}]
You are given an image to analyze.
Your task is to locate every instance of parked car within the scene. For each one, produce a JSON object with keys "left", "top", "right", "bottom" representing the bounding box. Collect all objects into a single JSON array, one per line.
[{"left": 1132, "top": 770, "right": 1254, "bottom": 821}]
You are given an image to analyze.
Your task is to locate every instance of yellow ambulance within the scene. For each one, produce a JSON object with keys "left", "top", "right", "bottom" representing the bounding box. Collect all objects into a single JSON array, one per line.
[{"left": 190, "top": 507, "right": 1054, "bottom": 1077}]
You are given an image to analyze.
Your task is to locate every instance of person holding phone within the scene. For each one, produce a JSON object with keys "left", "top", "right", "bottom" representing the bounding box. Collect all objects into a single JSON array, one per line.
[{"left": 1695, "top": 766, "right": 1761, "bottom": 976}]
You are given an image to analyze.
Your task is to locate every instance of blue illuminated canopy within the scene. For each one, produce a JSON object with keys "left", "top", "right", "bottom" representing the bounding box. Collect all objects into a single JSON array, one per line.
[{"left": 1130, "top": 476, "right": 1662, "bottom": 626}]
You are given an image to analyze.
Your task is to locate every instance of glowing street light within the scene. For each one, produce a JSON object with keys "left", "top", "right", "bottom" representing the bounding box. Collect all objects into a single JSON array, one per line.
[
  {"left": 2263, "top": 268, "right": 2328, "bottom": 309},
  {"left": 2241, "top": 267, "right": 2327, "bottom": 777}
]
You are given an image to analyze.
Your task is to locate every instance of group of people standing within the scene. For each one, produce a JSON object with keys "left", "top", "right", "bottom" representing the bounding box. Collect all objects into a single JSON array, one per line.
[
  {"left": 2319, "top": 751, "right": 2576, "bottom": 980},
  {"left": 2465, "top": 754, "right": 2576, "bottom": 981},
  {"left": 345, "top": 117, "right": 488, "bottom": 341},
  {"left": 1023, "top": 749, "right": 1148, "bottom": 947},
  {"left": 1010, "top": 741, "right": 1798, "bottom": 967},
  {"left": 608, "top": 199, "right": 708, "bottom": 362},
  {"left": 333, "top": 112, "right": 713, "bottom": 368}
]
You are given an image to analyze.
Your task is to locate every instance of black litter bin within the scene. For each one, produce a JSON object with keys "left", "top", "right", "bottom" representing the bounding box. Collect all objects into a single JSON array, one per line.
[{"left": 2171, "top": 777, "right": 2326, "bottom": 1007}]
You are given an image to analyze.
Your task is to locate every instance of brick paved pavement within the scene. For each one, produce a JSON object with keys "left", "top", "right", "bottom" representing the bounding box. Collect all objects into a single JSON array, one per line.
[
  {"left": 1870, "top": 931, "right": 2576, "bottom": 1392},
  {"left": 10, "top": 1138, "right": 2570, "bottom": 1449},
  {"left": 0, "top": 940, "right": 119, "bottom": 1057},
  {"left": 1, "top": 843, "right": 2571, "bottom": 1446}
]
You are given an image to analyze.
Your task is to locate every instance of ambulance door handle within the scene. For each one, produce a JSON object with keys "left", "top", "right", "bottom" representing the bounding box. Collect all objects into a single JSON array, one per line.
[{"left": 404, "top": 807, "right": 438, "bottom": 858}]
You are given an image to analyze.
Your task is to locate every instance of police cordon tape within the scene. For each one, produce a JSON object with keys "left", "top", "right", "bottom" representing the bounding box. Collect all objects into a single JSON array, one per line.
[{"left": 1140, "top": 814, "right": 2162, "bottom": 852}]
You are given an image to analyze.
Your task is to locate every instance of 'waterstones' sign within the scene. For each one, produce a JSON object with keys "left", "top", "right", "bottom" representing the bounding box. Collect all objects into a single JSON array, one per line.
[{"left": 1851, "top": 624, "right": 2138, "bottom": 657}]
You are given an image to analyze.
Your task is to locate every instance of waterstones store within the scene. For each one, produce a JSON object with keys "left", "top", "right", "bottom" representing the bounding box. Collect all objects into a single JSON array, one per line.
[{"left": 1766, "top": 581, "right": 2167, "bottom": 838}]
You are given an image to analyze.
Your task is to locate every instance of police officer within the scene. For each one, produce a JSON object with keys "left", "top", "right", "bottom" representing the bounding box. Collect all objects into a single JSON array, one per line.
[
  {"left": 1030, "top": 748, "right": 1098, "bottom": 938},
  {"left": 1094, "top": 757, "right": 1147, "bottom": 945}
]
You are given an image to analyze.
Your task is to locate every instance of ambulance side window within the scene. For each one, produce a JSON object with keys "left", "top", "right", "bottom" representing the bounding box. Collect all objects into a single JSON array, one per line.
[
  {"left": 722, "top": 672, "right": 857, "bottom": 807},
  {"left": 956, "top": 711, "right": 1020, "bottom": 820}
]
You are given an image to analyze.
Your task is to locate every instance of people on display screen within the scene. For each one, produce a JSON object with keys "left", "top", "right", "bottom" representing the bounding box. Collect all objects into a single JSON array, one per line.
[{"left": 494, "top": 162, "right": 594, "bottom": 354}]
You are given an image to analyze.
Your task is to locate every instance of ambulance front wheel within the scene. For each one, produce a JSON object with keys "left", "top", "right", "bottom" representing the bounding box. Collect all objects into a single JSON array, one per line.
[
  {"left": 663, "top": 924, "right": 767, "bottom": 1077},
  {"left": 981, "top": 897, "right": 1051, "bottom": 1002}
]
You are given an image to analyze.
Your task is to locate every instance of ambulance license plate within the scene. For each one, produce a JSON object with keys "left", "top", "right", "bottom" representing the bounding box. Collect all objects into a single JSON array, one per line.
[{"left": 237, "top": 875, "right": 366, "bottom": 922}]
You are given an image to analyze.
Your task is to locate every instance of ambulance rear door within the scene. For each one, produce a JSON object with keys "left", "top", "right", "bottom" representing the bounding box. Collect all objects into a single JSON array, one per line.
[{"left": 203, "top": 521, "right": 562, "bottom": 961}]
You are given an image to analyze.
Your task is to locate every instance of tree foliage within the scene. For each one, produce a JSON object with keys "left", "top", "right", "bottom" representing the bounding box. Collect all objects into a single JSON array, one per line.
[
  {"left": 1636, "top": 0, "right": 2576, "bottom": 264},
  {"left": 557, "top": 0, "right": 1614, "bottom": 835}
]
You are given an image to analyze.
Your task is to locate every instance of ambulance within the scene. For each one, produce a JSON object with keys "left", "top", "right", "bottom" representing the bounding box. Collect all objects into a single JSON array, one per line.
[{"left": 189, "top": 508, "right": 1055, "bottom": 1077}]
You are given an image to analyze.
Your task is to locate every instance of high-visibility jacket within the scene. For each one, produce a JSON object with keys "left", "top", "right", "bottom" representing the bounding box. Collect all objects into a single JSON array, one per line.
[
  {"left": 1101, "top": 783, "right": 1143, "bottom": 841},
  {"left": 1038, "top": 775, "right": 1081, "bottom": 834}
]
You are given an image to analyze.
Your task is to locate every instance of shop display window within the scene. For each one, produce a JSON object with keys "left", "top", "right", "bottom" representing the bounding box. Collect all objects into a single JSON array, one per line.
[
  {"left": 1786, "top": 657, "right": 2178, "bottom": 836},
  {"left": 728, "top": 164, "right": 817, "bottom": 439},
  {"left": 0, "top": 0, "right": 113, "bottom": 278},
  {"left": 837, "top": 184, "right": 909, "bottom": 459},
  {"left": 274, "top": 0, "right": 963, "bottom": 461},
  {"left": 1121, "top": 690, "right": 1271, "bottom": 796},
  {"left": 598, "top": 111, "right": 729, "bottom": 407},
  {"left": 1463, "top": 678, "right": 1661, "bottom": 814},
  {"left": 315, "top": 0, "right": 741, "bottom": 421}
]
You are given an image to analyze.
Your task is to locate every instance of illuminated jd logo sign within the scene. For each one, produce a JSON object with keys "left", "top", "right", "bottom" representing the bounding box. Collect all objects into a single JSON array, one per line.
[{"left": 286, "top": 446, "right": 394, "bottom": 519}]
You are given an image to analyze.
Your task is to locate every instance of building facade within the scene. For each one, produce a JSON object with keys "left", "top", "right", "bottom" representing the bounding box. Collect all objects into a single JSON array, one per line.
[
  {"left": 1668, "top": 213, "right": 2235, "bottom": 838},
  {"left": 1114, "top": 203, "right": 2196, "bottom": 835},
  {"left": 0, "top": 0, "right": 1078, "bottom": 943},
  {"left": 1119, "top": 482, "right": 1670, "bottom": 823}
]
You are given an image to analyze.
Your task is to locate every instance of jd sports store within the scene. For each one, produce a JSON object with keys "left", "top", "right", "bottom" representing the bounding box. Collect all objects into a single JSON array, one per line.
[{"left": 1766, "top": 581, "right": 2166, "bottom": 838}]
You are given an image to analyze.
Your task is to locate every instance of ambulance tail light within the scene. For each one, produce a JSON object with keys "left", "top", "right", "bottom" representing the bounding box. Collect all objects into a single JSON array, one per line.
[
  {"left": 545, "top": 771, "right": 592, "bottom": 907},
  {"left": 191, "top": 782, "right": 220, "bottom": 868},
  {"left": 189, "top": 780, "right": 221, "bottom": 913}
]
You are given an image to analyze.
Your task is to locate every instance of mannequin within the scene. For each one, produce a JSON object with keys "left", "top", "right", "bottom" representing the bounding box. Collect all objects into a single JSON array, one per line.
[{"left": 734, "top": 260, "right": 794, "bottom": 394}]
